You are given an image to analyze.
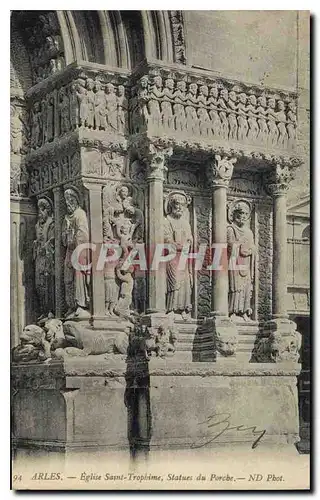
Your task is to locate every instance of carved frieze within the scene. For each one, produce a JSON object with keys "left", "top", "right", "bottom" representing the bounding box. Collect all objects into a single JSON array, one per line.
[
  {"left": 169, "top": 11, "right": 186, "bottom": 64},
  {"left": 29, "top": 150, "right": 81, "bottom": 196},
  {"left": 129, "top": 68, "right": 298, "bottom": 154}
]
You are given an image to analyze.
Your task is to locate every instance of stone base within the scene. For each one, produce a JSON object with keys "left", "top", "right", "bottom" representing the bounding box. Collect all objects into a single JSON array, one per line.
[{"left": 12, "top": 358, "right": 301, "bottom": 457}]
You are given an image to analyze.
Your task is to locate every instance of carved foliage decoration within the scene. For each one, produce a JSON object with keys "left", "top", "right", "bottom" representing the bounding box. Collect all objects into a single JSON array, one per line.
[
  {"left": 169, "top": 11, "right": 186, "bottom": 64},
  {"left": 195, "top": 197, "right": 211, "bottom": 317},
  {"left": 257, "top": 204, "right": 273, "bottom": 322}
]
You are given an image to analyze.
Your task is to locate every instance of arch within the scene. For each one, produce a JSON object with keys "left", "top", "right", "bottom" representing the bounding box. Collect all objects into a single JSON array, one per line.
[
  {"left": 302, "top": 225, "right": 310, "bottom": 240},
  {"left": 71, "top": 11, "right": 105, "bottom": 64}
]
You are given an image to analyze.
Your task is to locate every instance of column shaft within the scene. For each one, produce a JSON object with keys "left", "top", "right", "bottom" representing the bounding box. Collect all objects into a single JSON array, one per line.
[
  {"left": 272, "top": 192, "right": 288, "bottom": 318},
  {"left": 211, "top": 186, "right": 229, "bottom": 316}
]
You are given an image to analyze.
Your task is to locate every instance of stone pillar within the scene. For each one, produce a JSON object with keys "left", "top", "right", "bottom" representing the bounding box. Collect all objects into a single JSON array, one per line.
[
  {"left": 53, "top": 187, "right": 64, "bottom": 318},
  {"left": 84, "top": 182, "right": 105, "bottom": 324},
  {"left": 260, "top": 163, "right": 301, "bottom": 363},
  {"left": 204, "top": 155, "right": 238, "bottom": 359},
  {"left": 145, "top": 146, "right": 172, "bottom": 314}
]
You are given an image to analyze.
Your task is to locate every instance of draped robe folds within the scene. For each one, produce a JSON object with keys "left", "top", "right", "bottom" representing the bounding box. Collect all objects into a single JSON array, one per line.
[
  {"left": 33, "top": 216, "right": 55, "bottom": 316},
  {"left": 164, "top": 215, "right": 193, "bottom": 313},
  {"left": 227, "top": 223, "right": 255, "bottom": 317},
  {"left": 62, "top": 207, "right": 90, "bottom": 311}
]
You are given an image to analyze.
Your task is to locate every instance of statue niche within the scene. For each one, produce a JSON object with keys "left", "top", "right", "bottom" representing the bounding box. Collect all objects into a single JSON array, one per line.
[
  {"left": 227, "top": 199, "right": 255, "bottom": 321},
  {"left": 33, "top": 197, "right": 55, "bottom": 320},
  {"left": 62, "top": 187, "right": 91, "bottom": 320},
  {"left": 102, "top": 184, "right": 144, "bottom": 319},
  {"left": 164, "top": 191, "right": 193, "bottom": 320}
]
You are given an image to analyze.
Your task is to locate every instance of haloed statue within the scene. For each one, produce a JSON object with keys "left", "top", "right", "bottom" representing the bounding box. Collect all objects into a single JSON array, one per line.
[
  {"left": 227, "top": 200, "right": 255, "bottom": 322},
  {"left": 62, "top": 187, "right": 91, "bottom": 319}
]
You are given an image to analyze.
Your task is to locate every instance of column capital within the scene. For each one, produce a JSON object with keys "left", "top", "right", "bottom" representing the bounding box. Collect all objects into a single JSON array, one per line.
[
  {"left": 206, "top": 155, "right": 237, "bottom": 188},
  {"left": 144, "top": 144, "right": 173, "bottom": 181},
  {"left": 265, "top": 163, "right": 295, "bottom": 196}
]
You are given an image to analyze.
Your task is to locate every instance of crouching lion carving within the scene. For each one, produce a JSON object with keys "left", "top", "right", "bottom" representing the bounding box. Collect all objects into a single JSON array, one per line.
[{"left": 252, "top": 330, "right": 302, "bottom": 363}]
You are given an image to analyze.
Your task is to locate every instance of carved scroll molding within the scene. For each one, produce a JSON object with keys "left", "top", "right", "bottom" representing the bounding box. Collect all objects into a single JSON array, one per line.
[{"left": 168, "top": 11, "right": 186, "bottom": 64}]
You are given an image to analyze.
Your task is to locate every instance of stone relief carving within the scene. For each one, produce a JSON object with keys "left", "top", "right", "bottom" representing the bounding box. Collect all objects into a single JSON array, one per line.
[
  {"left": 169, "top": 11, "right": 187, "bottom": 64},
  {"left": 62, "top": 187, "right": 91, "bottom": 319},
  {"left": 227, "top": 199, "right": 255, "bottom": 321},
  {"left": 102, "top": 183, "right": 144, "bottom": 318},
  {"left": 252, "top": 330, "right": 301, "bottom": 363},
  {"left": 195, "top": 199, "right": 211, "bottom": 318},
  {"left": 164, "top": 191, "right": 193, "bottom": 319},
  {"left": 10, "top": 104, "right": 28, "bottom": 155},
  {"left": 29, "top": 151, "right": 80, "bottom": 195},
  {"left": 33, "top": 197, "right": 55, "bottom": 319},
  {"left": 129, "top": 72, "right": 297, "bottom": 152},
  {"left": 145, "top": 325, "right": 177, "bottom": 358},
  {"left": 257, "top": 204, "right": 272, "bottom": 322}
]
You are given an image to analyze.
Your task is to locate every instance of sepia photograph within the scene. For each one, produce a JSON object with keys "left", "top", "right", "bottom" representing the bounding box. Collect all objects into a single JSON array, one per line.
[{"left": 10, "top": 8, "right": 311, "bottom": 491}]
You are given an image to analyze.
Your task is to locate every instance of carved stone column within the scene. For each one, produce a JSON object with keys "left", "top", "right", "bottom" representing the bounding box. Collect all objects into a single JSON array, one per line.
[
  {"left": 84, "top": 182, "right": 105, "bottom": 325},
  {"left": 145, "top": 146, "right": 173, "bottom": 314},
  {"left": 257, "top": 163, "right": 301, "bottom": 363},
  {"left": 53, "top": 187, "right": 64, "bottom": 318},
  {"left": 204, "top": 155, "right": 238, "bottom": 358}
]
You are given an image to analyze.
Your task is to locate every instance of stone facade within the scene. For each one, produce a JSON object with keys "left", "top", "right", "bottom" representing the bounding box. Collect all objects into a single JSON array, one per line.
[{"left": 11, "top": 11, "right": 309, "bottom": 460}]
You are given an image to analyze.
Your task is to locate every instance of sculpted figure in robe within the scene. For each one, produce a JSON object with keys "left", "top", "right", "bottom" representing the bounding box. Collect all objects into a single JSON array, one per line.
[
  {"left": 62, "top": 188, "right": 91, "bottom": 319},
  {"left": 33, "top": 197, "right": 55, "bottom": 319},
  {"left": 227, "top": 200, "right": 255, "bottom": 322},
  {"left": 164, "top": 192, "right": 193, "bottom": 319}
]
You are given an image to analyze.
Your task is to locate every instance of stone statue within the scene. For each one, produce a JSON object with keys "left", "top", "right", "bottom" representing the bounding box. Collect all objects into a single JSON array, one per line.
[
  {"left": 105, "top": 83, "right": 118, "bottom": 132},
  {"left": 76, "top": 80, "right": 88, "bottom": 127},
  {"left": 85, "top": 78, "right": 95, "bottom": 128},
  {"left": 137, "top": 76, "right": 149, "bottom": 131},
  {"left": 164, "top": 192, "right": 193, "bottom": 319},
  {"left": 10, "top": 104, "right": 28, "bottom": 155},
  {"left": 161, "top": 78, "right": 174, "bottom": 131},
  {"left": 275, "top": 100, "right": 288, "bottom": 149},
  {"left": 117, "top": 85, "right": 128, "bottom": 134},
  {"left": 217, "top": 88, "right": 229, "bottom": 140},
  {"left": 227, "top": 89, "right": 238, "bottom": 140},
  {"left": 286, "top": 101, "right": 297, "bottom": 150},
  {"left": 94, "top": 80, "right": 107, "bottom": 130},
  {"left": 256, "top": 95, "right": 268, "bottom": 145},
  {"left": 102, "top": 184, "right": 144, "bottom": 318},
  {"left": 45, "top": 93, "right": 55, "bottom": 142},
  {"left": 12, "top": 324, "right": 51, "bottom": 363},
  {"left": 185, "top": 83, "right": 199, "bottom": 135},
  {"left": 62, "top": 188, "right": 91, "bottom": 319},
  {"left": 33, "top": 197, "right": 55, "bottom": 319},
  {"left": 266, "top": 97, "right": 279, "bottom": 146},
  {"left": 148, "top": 75, "right": 163, "bottom": 133},
  {"left": 173, "top": 80, "right": 187, "bottom": 132},
  {"left": 59, "top": 87, "right": 70, "bottom": 135},
  {"left": 246, "top": 93, "right": 259, "bottom": 143},
  {"left": 208, "top": 85, "right": 221, "bottom": 137},
  {"left": 70, "top": 82, "right": 79, "bottom": 130},
  {"left": 237, "top": 92, "right": 248, "bottom": 141},
  {"left": 197, "top": 84, "right": 211, "bottom": 137},
  {"left": 227, "top": 200, "right": 255, "bottom": 321},
  {"left": 31, "top": 102, "right": 42, "bottom": 150}
]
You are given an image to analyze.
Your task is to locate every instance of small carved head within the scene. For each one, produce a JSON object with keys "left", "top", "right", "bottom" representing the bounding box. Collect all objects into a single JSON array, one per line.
[
  {"left": 189, "top": 83, "right": 198, "bottom": 95},
  {"left": 220, "top": 88, "right": 228, "bottom": 100},
  {"left": 86, "top": 78, "right": 95, "bottom": 90},
  {"left": 257, "top": 95, "right": 267, "bottom": 107},
  {"left": 229, "top": 90, "right": 237, "bottom": 102},
  {"left": 139, "top": 76, "right": 149, "bottom": 89},
  {"left": 199, "top": 85, "right": 208, "bottom": 96},
  {"left": 118, "top": 185, "right": 130, "bottom": 200},
  {"left": 153, "top": 76, "right": 162, "bottom": 88},
  {"left": 288, "top": 100, "right": 296, "bottom": 112},
  {"left": 177, "top": 80, "right": 186, "bottom": 92},
  {"left": 37, "top": 197, "right": 53, "bottom": 222},
  {"left": 34, "top": 101, "right": 40, "bottom": 112},
  {"left": 105, "top": 82, "right": 115, "bottom": 94},
  {"left": 165, "top": 78, "right": 174, "bottom": 90},
  {"left": 95, "top": 80, "right": 102, "bottom": 91},
  {"left": 123, "top": 196, "right": 135, "bottom": 215},
  {"left": 249, "top": 94, "right": 257, "bottom": 106},
  {"left": 230, "top": 200, "right": 251, "bottom": 227},
  {"left": 209, "top": 86, "right": 219, "bottom": 98},
  {"left": 118, "top": 85, "right": 125, "bottom": 96},
  {"left": 277, "top": 100, "right": 285, "bottom": 111},
  {"left": 167, "top": 192, "right": 190, "bottom": 219},
  {"left": 20, "top": 325, "right": 45, "bottom": 347},
  {"left": 267, "top": 97, "right": 276, "bottom": 108},
  {"left": 238, "top": 92, "right": 247, "bottom": 104},
  {"left": 64, "top": 188, "right": 80, "bottom": 214}
]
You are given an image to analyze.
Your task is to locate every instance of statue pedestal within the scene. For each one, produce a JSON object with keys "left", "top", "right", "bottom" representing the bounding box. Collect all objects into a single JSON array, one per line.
[{"left": 12, "top": 358, "right": 301, "bottom": 461}]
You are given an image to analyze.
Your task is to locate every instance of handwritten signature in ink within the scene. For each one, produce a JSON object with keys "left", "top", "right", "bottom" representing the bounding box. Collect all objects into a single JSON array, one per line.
[{"left": 192, "top": 412, "right": 266, "bottom": 449}]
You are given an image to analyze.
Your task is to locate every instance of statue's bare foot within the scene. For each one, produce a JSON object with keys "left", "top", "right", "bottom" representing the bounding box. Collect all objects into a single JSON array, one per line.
[{"left": 74, "top": 307, "right": 90, "bottom": 319}]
